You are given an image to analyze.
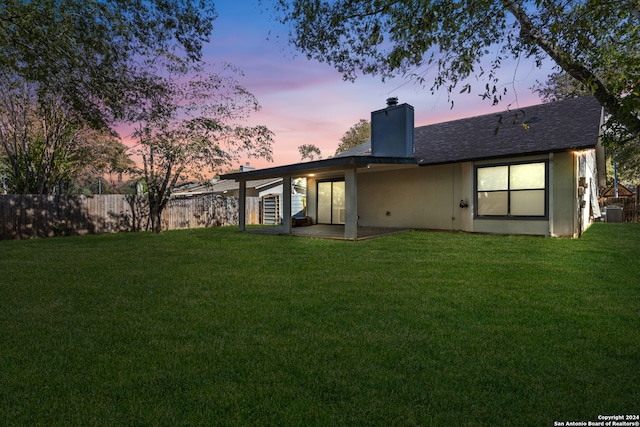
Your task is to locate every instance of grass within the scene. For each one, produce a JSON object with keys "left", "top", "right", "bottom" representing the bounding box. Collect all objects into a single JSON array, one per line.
[{"left": 0, "top": 223, "right": 638, "bottom": 426}]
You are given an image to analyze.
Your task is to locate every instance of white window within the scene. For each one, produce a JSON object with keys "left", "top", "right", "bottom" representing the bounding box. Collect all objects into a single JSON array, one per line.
[{"left": 476, "top": 162, "right": 547, "bottom": 218}]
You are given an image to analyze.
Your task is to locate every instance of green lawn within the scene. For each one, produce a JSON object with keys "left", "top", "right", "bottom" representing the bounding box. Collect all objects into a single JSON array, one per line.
[{"left": 1, "top": 224, "right": 638, "bottom": 426}]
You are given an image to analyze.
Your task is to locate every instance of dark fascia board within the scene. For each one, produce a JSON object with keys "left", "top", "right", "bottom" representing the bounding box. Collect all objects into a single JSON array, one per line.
[
  {"left": 416, "top": 145, "right": 597, "bottom": 167},
  {"left": 221, "top": 156, "right": 419, "bottom": 181}
]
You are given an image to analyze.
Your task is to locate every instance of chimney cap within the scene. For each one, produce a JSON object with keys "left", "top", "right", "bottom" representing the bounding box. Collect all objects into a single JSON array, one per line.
[{"left": 386, "top": 97, "right": 398, "bottom": 107}]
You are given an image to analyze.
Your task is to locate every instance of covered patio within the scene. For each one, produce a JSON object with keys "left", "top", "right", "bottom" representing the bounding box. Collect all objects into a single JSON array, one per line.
[
  {"left": 246, "top": 224, "right": 411, "bottom": 241},
  {"left": 221, "top": 155, "right": 419, "bottom": 240}
]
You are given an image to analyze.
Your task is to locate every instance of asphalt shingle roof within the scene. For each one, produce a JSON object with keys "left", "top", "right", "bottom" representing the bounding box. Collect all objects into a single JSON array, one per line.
[{"left": 413, "top": 96, "right": 603, "bottom": 165}]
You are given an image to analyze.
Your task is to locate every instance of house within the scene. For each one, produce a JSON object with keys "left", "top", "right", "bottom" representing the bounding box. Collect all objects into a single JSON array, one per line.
[{"left": 222, "top": 96, "right": 606, "bottom": 238}]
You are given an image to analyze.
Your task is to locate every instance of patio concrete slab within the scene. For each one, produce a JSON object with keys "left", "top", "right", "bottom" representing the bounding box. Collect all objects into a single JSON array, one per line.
[{"left": 246, "top": 224, "right": 411, "bottom": 240}]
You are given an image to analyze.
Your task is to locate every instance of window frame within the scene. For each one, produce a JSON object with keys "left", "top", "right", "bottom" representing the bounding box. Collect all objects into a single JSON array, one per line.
[{"left": 474, "top": 160, "right": 549, "bottom": 220}]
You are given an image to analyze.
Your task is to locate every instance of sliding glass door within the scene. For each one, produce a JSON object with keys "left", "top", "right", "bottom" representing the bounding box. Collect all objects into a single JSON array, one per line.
[{"left": 317, "top": 181, "right": 345, "bottom": 224}]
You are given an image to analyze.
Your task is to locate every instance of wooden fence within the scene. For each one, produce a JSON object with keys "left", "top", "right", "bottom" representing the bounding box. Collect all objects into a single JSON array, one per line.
[
  {"left": 164, "top": 195, "right": 260, "bottom": 230},
  {"left": 0, "top": 194, "right": 260, "bottom": 240}
]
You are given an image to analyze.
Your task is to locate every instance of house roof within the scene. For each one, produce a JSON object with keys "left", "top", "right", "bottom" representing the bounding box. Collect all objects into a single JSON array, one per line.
[
  {"left": 223, "top": 96, "right": 603, "bottom": 181},
  {"left": 414, "top": 96, "right": 603, "bottom": 165},
  {"left": 209, "top": 178, "right": 281, "bottom": 193},
  {"left": 172, "top": 178, "right": 281, "bottom": 196}
]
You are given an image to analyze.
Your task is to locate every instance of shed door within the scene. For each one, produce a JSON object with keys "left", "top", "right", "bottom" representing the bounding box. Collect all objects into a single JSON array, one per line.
[{"left": 317, "top": 181, "right": 345, "bottom": 224}]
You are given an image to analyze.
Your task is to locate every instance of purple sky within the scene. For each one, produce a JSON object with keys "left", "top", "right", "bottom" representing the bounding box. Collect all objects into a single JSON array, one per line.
[{"left": 205, "top": 2, "right": 552, "bottom": 169}]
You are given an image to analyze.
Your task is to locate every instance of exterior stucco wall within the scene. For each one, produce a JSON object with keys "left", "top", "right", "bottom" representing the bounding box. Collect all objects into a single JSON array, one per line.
[
  {"left": 306, "top": 149, "right": 591, "bottom": 237},
  {"left": 356, "top": 164, "right": 468, "bottom": 230},
  {"left": 577, "top": 149, "right": 602, "bottom": 235},
  {"left": 550, "top": 149, "right": 601, "bottom": 238},
  {"left": 306, "top": 177, "right": 317, "bottom": 221},
  {"left": 550, "top": 151, "right": 578, "bottom": 237},
  {"left": 471, "top": 217, "right": 551, "bottom": 236}
]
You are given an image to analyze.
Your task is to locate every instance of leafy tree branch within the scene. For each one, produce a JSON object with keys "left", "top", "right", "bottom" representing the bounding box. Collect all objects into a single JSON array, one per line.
[
  {"left": 0, "top": 0, "right": 217, "bottom": 130},
  {"left": 271, "top": 0, "right": 640, "bottom": 139}
]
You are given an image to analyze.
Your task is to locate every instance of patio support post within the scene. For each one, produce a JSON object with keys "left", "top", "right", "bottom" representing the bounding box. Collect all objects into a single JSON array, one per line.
[
  {"left": 345, "top": 168, "right": 358, "bottom": 240},
  {"left": 238, "top": 180, "right": 246, "bottom": 232},
  {"left": 282, "top": 175, "right": 292, "bottom": 234}
]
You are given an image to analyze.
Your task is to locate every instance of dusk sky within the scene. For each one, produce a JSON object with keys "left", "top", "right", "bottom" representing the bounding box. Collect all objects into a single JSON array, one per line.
[{"left": 205, "top": 1, "right": 553, "bottom": 170}]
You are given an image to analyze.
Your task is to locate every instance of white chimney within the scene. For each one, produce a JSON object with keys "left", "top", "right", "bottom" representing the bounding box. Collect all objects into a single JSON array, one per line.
[{"left": 240, "top": 163, "right": 255, "bottom": 172}]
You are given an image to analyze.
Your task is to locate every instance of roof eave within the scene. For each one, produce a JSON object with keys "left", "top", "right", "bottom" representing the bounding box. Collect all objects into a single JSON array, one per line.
[
  {"left": 420, "top": 145, "right": 597, "bottom": 167},
  {"left": 221, "top": 156, "right": 419, "bottom": 181}
]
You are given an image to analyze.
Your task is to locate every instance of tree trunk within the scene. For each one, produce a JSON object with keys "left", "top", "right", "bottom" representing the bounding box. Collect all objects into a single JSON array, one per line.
[
  {"left": 147, "top": 193, "right": 164, "bottom": 233},
  {"left": 152, "top": 211, "right": 163, "bottom": 233},
  {"left": 148, "top": 201, "right": 163, "bottom": 233}
]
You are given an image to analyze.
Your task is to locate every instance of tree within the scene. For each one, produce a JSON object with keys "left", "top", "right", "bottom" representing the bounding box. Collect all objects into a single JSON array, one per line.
[
  {"left": 605, "top": 144, "right": 640, "bottom": 187},
  {"left": 66, "top": 134, "right": 136, "bottom": 194},
  {"left": 0, "top": 1, "right": 216, "bottom": 194},
  {"left": 0, "top": 0, "right": 216, "bottom": 129},
  {"left": 533, "top": 72, "right": 640, "bottom": 186},
  {"left": 336, "top": 119, "right": 370, "bottom": 155},
  {"left": 0, "top": 77, "right": 133, "bottom": 194},
  {"left": 531, "top": 72, "right": 592, "bottom": 103},
  {"left": 298, "top": 144, "right": 322, "bottom": 161},
  {"left": 132, "top": 67, "right": 274, "bottom": 233},
  {"left": 272, "top": 1, "right": 640, "bottom": 140}
]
